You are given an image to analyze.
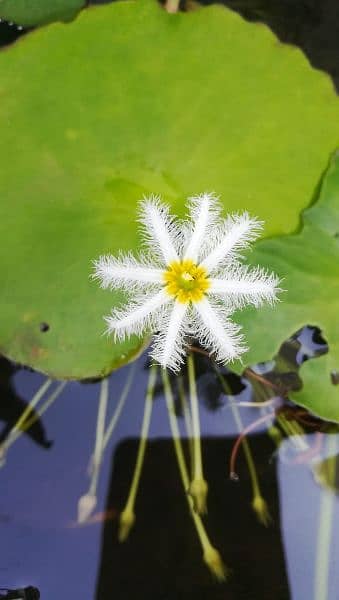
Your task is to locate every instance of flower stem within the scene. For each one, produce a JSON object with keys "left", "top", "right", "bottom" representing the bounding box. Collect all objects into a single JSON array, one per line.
[
  {"left": 314, "top": 435, "right": 337, "bottom": 600},
  {"left": 8, "top": 378, "right": 52, "bottom": 436},
  {"left": 187, "top": 353, "right": 208, "bottom": 514},
  {"left": 0, "top": 379, "right": 66, "bottom": 465},
  {"left": 103, "top": 363, "right": 136, "bottom": 451},
  {"left": 277, "top": 414, "right": 309, "bottom": 452},
  {"left": 162, "top": 369, "right": 229, "bottom": 581},
  {"left": 78, "top": 366, "right": 137, "bottom": 523},
  {"left": 118, "top": 364, "right": 157, "bottom": 542},
  {"left": 90, "top": 378, "right": 109, "bottom": 492},
  {"left": 217, "top": 370, "right": 271, "bottom": 525},
  {"left": 177, "top": 374, "right": 194, "bottom": 477},
  {"left": 229, "top": 399, "right": 271, "bottom": 526},
  {"left": 18, "top": 381, "right": 66, "bottom": 433},
  {"left": 229, "top": 413, "right": 274, "bottom": 479},
  {"left": 244, "top": 366, "right": 309, "bottom": 451},
  {"left": 78, "top": 379, "right": 109, "bottom": 523}
]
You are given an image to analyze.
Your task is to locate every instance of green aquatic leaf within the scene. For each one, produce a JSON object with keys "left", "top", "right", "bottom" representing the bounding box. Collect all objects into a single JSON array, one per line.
[
  {"left": 235, "top": 151, "right": 339, "bottom": 422},
  {"left": 0, "top": 0, "right": 85, "bottom": 27},
  {"left": 0, "top": 0, "right": 339, "bottom": 378}
]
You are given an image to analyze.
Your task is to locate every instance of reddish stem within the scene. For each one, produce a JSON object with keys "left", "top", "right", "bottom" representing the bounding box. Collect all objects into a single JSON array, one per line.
[{"left": 229, "top": 412, "right": 275, "bottom": 480}]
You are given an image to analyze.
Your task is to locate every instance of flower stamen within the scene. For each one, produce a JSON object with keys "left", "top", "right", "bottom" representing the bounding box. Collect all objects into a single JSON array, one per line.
[{"left": 163, "top": 259, "right": 210, "bottom": 303}]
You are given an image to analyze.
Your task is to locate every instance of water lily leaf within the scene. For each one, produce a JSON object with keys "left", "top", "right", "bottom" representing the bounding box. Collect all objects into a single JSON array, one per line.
[
  {"left": 1, "top": 0, "right": 339, "bottom": 379},
  {"left": 0, "top": 0, "right": 85, "bottom": 27},
  {"left": 235, "top": 151, "right": 339, "bottom": 422}
]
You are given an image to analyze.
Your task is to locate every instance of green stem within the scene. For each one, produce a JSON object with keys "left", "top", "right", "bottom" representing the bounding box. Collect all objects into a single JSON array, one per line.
[
  {"left": 187, "top": 353, "right": 208, "bottom": 514},
  {"left": 314, "top": 435, "right": 337, "bottom": 600},
  {"left": 89, "top": 378, "right": 109, "bottom": 495},
  {"left": 9, "top": 378, "right": 52, "bottom": 437},
  {"left": 217, "top": 369, "right": 271, "bottom": 526},
  {"left": 103, "top": 362, "right": 136, "bottom": 450},
  {"left": 118, "top": 364, "right": 157, "bottom": 541},
  {"left": 78, "top": 366, "right": 137, "bottom": 523},
  {"left": 229, "top": 397, "right": 271, "bottom": 526},
  {"left": 177, "top": 374, "right": 194, "bottom": 478},
  {"left": 0, "top": 380, "right": 66, "bottom": 461},
  {"left": 162, "top": 369, "right": 228, "bottom": 581},
  {"left": 277, "top": 414, "right": 309, "bottom": 452},
  {"left": 19, "top": 381, "right": 66, "bottom": 433}
]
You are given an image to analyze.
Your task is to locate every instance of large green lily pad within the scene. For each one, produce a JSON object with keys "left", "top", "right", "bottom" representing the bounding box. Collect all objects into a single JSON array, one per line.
[
  {"left": 0, "top": 0, "right": 85, "bottom": 27},
  {"left": 236, "top": 151, "right": 339, "bottom": 422},
  {"left": 1, "top": 0, "right": 339, "bottom": 379}
]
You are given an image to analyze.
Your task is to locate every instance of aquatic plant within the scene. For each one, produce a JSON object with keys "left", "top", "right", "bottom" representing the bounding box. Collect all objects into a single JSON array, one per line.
[
  {"left": 93, "top": 193, "right": 279, "bottom": 371},
  {"left": 1, "top": 0, "right": 339, "bottom": 590}
]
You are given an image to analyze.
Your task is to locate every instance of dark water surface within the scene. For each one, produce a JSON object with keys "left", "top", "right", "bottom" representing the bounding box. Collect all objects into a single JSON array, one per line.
[{"left": 1, "top": 355, "right": 339, "bottom": 599}]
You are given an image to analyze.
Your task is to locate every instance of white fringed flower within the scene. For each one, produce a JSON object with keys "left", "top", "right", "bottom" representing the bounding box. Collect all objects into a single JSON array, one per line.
[{"left": 93, "top": 193, "right": 280, "bottom": 372}]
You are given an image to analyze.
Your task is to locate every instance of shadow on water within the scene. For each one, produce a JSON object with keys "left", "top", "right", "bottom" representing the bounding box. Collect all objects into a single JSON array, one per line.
[
  {"left": 0, "top": 323, "right": 335, "bottom": 597},
  {"left": 96, "top": 436, "right": 289, "bottom": 600},
  {"left": 0, "top": 358, "right": 52, "bottom": 449}
]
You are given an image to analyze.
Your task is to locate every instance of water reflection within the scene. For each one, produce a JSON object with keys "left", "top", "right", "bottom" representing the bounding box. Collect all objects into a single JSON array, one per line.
[
  {"left": 97, "top": 436, "right": 288, "bottom": 599},
  {"left": 0, "top": 358, "right": 52, "bottom": 451},
  {"left": 0, "top": 326, "right": 338, "bottom": 598},
  {"left": 279, "top": 434, "right": 339, "bottom": 600}
]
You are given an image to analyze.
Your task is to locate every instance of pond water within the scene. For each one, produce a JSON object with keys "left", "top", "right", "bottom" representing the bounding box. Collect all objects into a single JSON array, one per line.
[
  {"left": 1, "top": 1, "right": 339, "bottom": 598},
  {"left": 1, "top": 331, "right": 339, "bottom": 599}
]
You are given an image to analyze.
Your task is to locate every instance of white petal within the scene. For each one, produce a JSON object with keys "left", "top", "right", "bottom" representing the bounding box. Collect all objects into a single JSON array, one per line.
[
  {"left": 201, "top": 212, "right": 263, "bottom": 274},
  {"left": 105, "top": 289, "right": 171, "bottom": 340},
  {"left": 192, "top": 298, "right": 246, "bottom": 362},
  {"left": 92, "top": 254, "right": 163, "bottom": 291},
  {"left": 209, "top": 265, "right": 280, "bottom": 309},
  {"left": 138, "top": 196, "right": 180, "bottom": 264},
  {"left": 151, "top": 301, "right": 188, "bottom": 372},
  {"left": 183, "top": 192, "right": 220, "bottom": 262}
]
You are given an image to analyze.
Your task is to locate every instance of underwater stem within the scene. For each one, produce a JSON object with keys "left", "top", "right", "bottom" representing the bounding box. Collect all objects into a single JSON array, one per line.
[
  {"left": 78, "top": 379, "right": 109, "bottom": 523},
  {"left": 8, "top": 378, "right": 52, "bottom": 439},
  {"left": 314, "top": 435, "right": 337, "bottom": 600},
  {"left": 162, "top": 369, "right": 228, "bottom": 581},
  {"left": 187, "top": 353, "right": 208, "bottom": 514},
  {"left": 103, "top": 362, "right": 137, "bottom": 450},
  {"left": 18, "top": 381, "right": 67, "bottom": 435},
  {"left": 90, "top": 378, "right": 109, "bottom": 491},
  {"left": 177, "top": 374, "right": 194, "bottom": 478},
  {"left": 277, "top": 414, "right": 309, "bottom": 452},
  {"left": 118, "top": 364, "right": 157, "bottom": 542},
  {"left": 0, "top": 380, "right": 66, "bottom": 466},
  {"left": 217, "top": 369, "right": 271, "bottom": 525},
  {"left": 229, "top": 396, "right": 271, "bottom": 526},
  {"left": 78, "top": 365, "right": 137, "bottom": 523},
  {"left": 229, "top": 413, "right": 274, "bottom": 479}
]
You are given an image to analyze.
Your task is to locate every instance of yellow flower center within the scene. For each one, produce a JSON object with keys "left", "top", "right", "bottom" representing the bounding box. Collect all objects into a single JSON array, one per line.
[{"left": 163, "top": 259, "right": 210, "bottom": 303}]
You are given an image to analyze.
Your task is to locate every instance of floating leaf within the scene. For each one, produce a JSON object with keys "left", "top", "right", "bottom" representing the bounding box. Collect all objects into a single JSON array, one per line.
[
  {"left": 0, "top": 0, "right": 339, "bottom": 378},
  {"left": 235, "top": 151, "right": 339, "bottom": 422},
  {"left": 0, "top": 0, "right": 85, "bottom": 27}
]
